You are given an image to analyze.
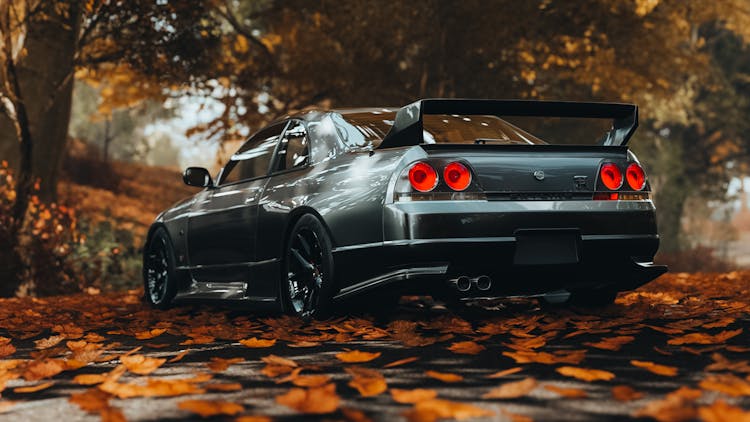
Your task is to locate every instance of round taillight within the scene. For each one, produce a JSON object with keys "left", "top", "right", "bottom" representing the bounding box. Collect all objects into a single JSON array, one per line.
[
  {"left": 408, "top": 162, "right": 438, "bottom": 192},
  {"left": 443, "top": 162, "right": 472, "bottom": 191},
  {"left": 600, "top": 163, "right": 623, "bottom": 190},
  {"left": 626, "top": 163, "right": 646, "bottom": 191}
]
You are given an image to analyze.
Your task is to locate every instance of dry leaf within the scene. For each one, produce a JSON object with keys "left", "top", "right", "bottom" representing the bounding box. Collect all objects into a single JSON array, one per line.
[
  {"left": 239, "top": 338, "right": 276, "bottom": 348},
  {"left": 13, "top": 381, "right": 55, "bottom": 393},
  {"left": 349, "top": 375, "right": 387, "bottom": 397},
  {"left": 425, "top": 370, "right": 464, "bottom": 383},
  {"left": 73, "top": 373, "right": 107, "bottom": 385},
  {"left": 384, "top": 357, "right": 419, "bottom": 368},
  {"left": 403, "top": 399, "right": 493, "bottom": 422},
  {"left": 699, "top": 374, "right": 750, "bottom": 396},
  {"left": 584, "top": 336, "right": 635, "bottom": 351},
  {"left": 697, "top": 399, "right": 750, "bottom": 422},
  {"left": 482, "top": 377, "right": 537, "bottom": 399},
  {"left": 34, "top": 336, "right": 65, "bottom": 350},
  {"left": 168, "top": 349, "right": 189, "bottom": 363},
  {"left": 633, "top": 387, "right": 701, "bottom": 421},
  {"left": 207, "top": 357, "right": 244, "bottom": 372},
  {"left": 292, "top": 374, "right": 331, "bottom": 388},
  {"left": 120, "top": 354, "right": 166, "bottom": 375},
  {"left": 390, "top": 388, "right": 438, "bottom": 404},
  {"left": 204, "top": 382, "right": 243, "bottom": 391},
  {"left": 275, "top": 383, "right": 340, "bottom": 414},
  {"left": 134, "top": 328, "right": 167, "bottom": 340},
  {"left": 630, "top": 360, "right": 678, "bottom": 376},
  {"left": 667, "top": 328, "right": 743, "bottom": 345},
  {"left": 100, "top": 406, "right": 127, "bottom": 422},
  {"left": 262, "top": 355, "right": 298, "bottom": 367},
  {"left": 503, "top": 349, "right": 586, "bottom": 365},
  {"left": 487, "top": 367, "right": 523, "bottom": 378},
  {"left": 235, "top": 417, "right": 273, "bottom": 422},
  {"left": 544, "top": 384, "right": 587, "bottom": 398},
  {"left": 447, "top": 341, "right": 486, "bottom": 355},
  {"left": 178, "top": 399, "right": 244, "bottom": 417},
  {"left": 336, "top": 350, "right": 381, "bottom": 363},
  {"left": 23, "top": 359, "right": 64, "bottom": 381},
  {"left": 612, "top": 385, "right": 644, "bottom": 401},
  {"left": 556, "top": 366, "right": 615, "bottom": 382},
  {"left": 69, "top": 388, "right": 112, "bottom": 412}
]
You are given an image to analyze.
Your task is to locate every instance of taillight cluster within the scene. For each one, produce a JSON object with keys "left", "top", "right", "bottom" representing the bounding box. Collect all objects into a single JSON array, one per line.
[
  {"left": 595, "top": 162, "right": 647, "bottom": 200},
  {"left": 408, "top": 161, "right": 472, "bottom": 192}
]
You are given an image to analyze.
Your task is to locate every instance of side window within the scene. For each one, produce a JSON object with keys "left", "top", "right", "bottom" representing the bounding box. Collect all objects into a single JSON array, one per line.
[
  {"left": 220, "top": 122, "right": 287, "bottom": 185},
  {"left": 273, "top": 120, "right": 310, "bottom": 173}
]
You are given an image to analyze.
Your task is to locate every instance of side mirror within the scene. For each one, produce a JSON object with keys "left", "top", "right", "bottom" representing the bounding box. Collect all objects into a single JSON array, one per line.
[{"left": 183, "top": 167, "right": 213, "bottom": 188}]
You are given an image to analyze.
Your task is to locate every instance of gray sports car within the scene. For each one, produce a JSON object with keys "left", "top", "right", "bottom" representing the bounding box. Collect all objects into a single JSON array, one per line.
[{"left": 143, "top": 99, "right": 667, "bottom": 318}]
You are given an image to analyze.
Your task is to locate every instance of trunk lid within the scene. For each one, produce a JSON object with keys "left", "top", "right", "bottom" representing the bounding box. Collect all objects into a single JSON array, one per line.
[{"left": 420, "top": 144, "right": 629, "bottom": 198}]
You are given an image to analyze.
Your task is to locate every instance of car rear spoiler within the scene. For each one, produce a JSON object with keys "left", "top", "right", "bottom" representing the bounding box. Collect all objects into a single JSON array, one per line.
[{"left": 378, "top": 98, "right": 638, "bottom": 148}]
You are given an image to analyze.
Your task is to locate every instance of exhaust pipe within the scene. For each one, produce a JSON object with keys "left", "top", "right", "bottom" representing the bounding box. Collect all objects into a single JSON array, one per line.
[
  {"left": 450, "top": 276, "right": 472, "bottom": 292},
  {"left": 473, "top": 275, "right": 492, "bottom": 291}
]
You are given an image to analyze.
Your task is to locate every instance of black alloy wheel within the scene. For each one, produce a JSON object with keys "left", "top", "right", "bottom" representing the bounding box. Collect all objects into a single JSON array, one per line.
[
  {"left": 282, "top": 215, "right": 334, "bottom": 320},
  {"left": 143, "top": 228, "right": 178, "bottom": 309}
]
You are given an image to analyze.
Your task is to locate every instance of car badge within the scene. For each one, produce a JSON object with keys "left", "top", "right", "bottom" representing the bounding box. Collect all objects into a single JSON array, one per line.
[
  {"left": 533, "top": 170, "right": 545, "bottom": 181},
  {"left": 574, "top": 175, "right": 588, "bottom": 190}
]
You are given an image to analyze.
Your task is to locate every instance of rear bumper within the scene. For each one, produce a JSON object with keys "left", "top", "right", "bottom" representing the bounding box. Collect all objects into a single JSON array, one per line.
[{"left": 333, "top": 199, "right": 665, "bottom": 298}]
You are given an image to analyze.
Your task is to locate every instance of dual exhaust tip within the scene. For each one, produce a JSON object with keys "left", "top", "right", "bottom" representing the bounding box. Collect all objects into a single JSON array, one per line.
[{"left": 450, "top": 275, "right": 492, "bottom": 292}]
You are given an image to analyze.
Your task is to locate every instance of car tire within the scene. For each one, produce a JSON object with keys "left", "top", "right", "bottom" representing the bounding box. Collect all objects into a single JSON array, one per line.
[
  {"left": 280, "top": 214, "right": 335, "bottom": 320},
  {"left": 143, "top": 227, "right": 179, "bottom": 310}
]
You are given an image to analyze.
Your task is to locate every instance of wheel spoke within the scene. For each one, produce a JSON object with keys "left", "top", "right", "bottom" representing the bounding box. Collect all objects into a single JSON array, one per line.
[
  {"left": 290, "top": 248, "right": 314, "bottom": 271},
  {"left": 296, "top": 233, "right": 312, "bottom": 258}
]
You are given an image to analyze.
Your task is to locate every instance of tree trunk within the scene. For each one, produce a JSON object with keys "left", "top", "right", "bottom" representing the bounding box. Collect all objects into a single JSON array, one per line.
[{"left": 0, "top": 3, "right": 81, "bottom": 203}]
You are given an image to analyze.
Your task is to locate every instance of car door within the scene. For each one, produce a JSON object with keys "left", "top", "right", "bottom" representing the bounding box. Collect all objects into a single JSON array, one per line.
[{"left": 187, "top": 121, "right": 289, "bottom": 283}]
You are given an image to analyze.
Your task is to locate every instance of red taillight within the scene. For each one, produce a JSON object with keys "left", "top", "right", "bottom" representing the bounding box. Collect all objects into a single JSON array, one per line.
[
  {"left": 443, "top": 162, "right": 471, "bottom": 191},
  {"left": 408, "top": 162, "right": 438, "bottom": 192},
  {"left": 626, "top": 163, "right": 646, "bottom": 191},
  {"left": 593, "top": 192, "right": 619, "bottom": 200},
  {"left": 599, "top": 163, "right": 623, "bottom": 190}
]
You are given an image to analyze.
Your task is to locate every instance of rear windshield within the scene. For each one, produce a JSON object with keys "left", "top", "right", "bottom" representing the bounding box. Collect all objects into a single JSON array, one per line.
[{"left": 337, "top": 111, "right": 548, "bottom": 148}]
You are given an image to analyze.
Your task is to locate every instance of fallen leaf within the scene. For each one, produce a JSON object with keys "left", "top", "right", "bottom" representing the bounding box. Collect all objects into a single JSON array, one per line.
[
  {"left": 341, "top": 407, "right": 373, "bottom": 422},
  {"left": 120, "top": 354, "right": 166, "bottom": 375},
  {"left": 584, "top": 336, "right": 635, "bottom": 351},
  {"left": 23, "top": 359, "right": 64, "bottom": 381},
  {"left": 482, "top": 377, "right": 537, "bottom": 399},
  {"left": 100, "top": 406, "right": 126, "bottom": 422},
  {"left": 100, "top": 378, "right": 205, "bottom": 399},
  {"left": 203, "top": 382, "right": 243, "bottom": 391},
  {"left": 487, "top": 367, "right": 523, "bottom": 378},
  {"left": 556, "top": 366, "right": 615, "bottom": 382},
  {"left": 275, "top": 383, "right": 340, "bottom": 414},
  {"left": 168, "top": 350, "right": 189, "bottom": 363},
  {"left": 633, "top": 387, "right": 701, "bottom": 421},
  {"left": 697, "top": 399, "right": 750, "bottom": 422},
  {"left": 447, "top": 341, "right": 486, "bottom": 355},
  {"left": 544, "top": 384, "right": 587, "bottom": 398},
  {"left": 630, "top": 360, "right": 678, "bottom": 376},
  {"left": 349, "top": 374, "right": 387, "bottom": 397},
  {"left": 384, "top": 357, "right": 419, "bottom": 368},
  {"left": 239, "top": 338, "right": 276, "bottom": 348},
  {"left": 235, "top": 417, "right": 273, "bottom": 422},
  {"left": 0, "top": 343, "right": 16, "bottom": 358},
  {"left": 390, "top": 388, "right": 438, "bottom": 404},
  {"left": 612, "top": 385, "right": 644, "bottom": 402},
  {"left": 69, "top": 388, "right": 112, "bottom": 412},
  {"left": 34, "top": 336, "right": 65, "bottom": 350},
  {"left": 699, "top": 374, "right": 750, "bottom": 396},
  {"left": 336, "top": 350, "right": 381, "bottom": 363},
  {"left": 292, "top": 374, "right": 332, "bottom": 388},
  {"left": 425, "top": 370, "right": 464, "bottom": 383},
  {"left": 667, "top": 328, "right": 743, "bottom": 345},
  {"left": 13, "top": 381, "right": 55, "bottom": 393},
  {"left": 134, "top": 328, "right": 167, "bottom": 340},
  {"left": 403, "top": 399, "right": 493, "bottom": 422},
  {"left": 178, "top": 399, "right": 244, "bottom": 417},
  {"left": 503, "top": 349, "right": 586, "bottom": 365},
  {"left": 207, "top": 357, "right": 244, "bottom": 372},
  {"left": 262, "top": 355, "right": 298, "bottom": 367},
  {"left": 73, "top": 373, "right": 108, "bottom": 385}
]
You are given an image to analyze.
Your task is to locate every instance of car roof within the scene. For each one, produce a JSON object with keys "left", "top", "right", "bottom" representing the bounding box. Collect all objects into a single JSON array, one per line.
[{"left": 283, "top": 107, "right": 398, "bottom": 123}]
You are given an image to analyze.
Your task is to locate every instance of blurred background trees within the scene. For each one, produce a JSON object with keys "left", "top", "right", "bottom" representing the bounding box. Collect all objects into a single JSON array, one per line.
[{"left": 1, "top": 0, "right": 749, "bottom": 295}]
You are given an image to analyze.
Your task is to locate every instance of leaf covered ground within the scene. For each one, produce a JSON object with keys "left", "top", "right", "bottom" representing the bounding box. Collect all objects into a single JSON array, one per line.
[{"left": 0, "top": 272, "right": 749, "bottom": 421}]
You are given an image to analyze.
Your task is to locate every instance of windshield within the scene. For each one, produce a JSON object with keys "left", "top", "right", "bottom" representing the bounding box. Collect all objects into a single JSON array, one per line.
[{"left": 337, "top": 111, "right": 547, "bottom": 148}]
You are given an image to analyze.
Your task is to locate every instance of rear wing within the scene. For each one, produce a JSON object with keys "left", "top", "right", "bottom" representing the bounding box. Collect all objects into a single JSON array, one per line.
[{"left": 378, "top": 99, "right": 638, "bottom": 148}]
